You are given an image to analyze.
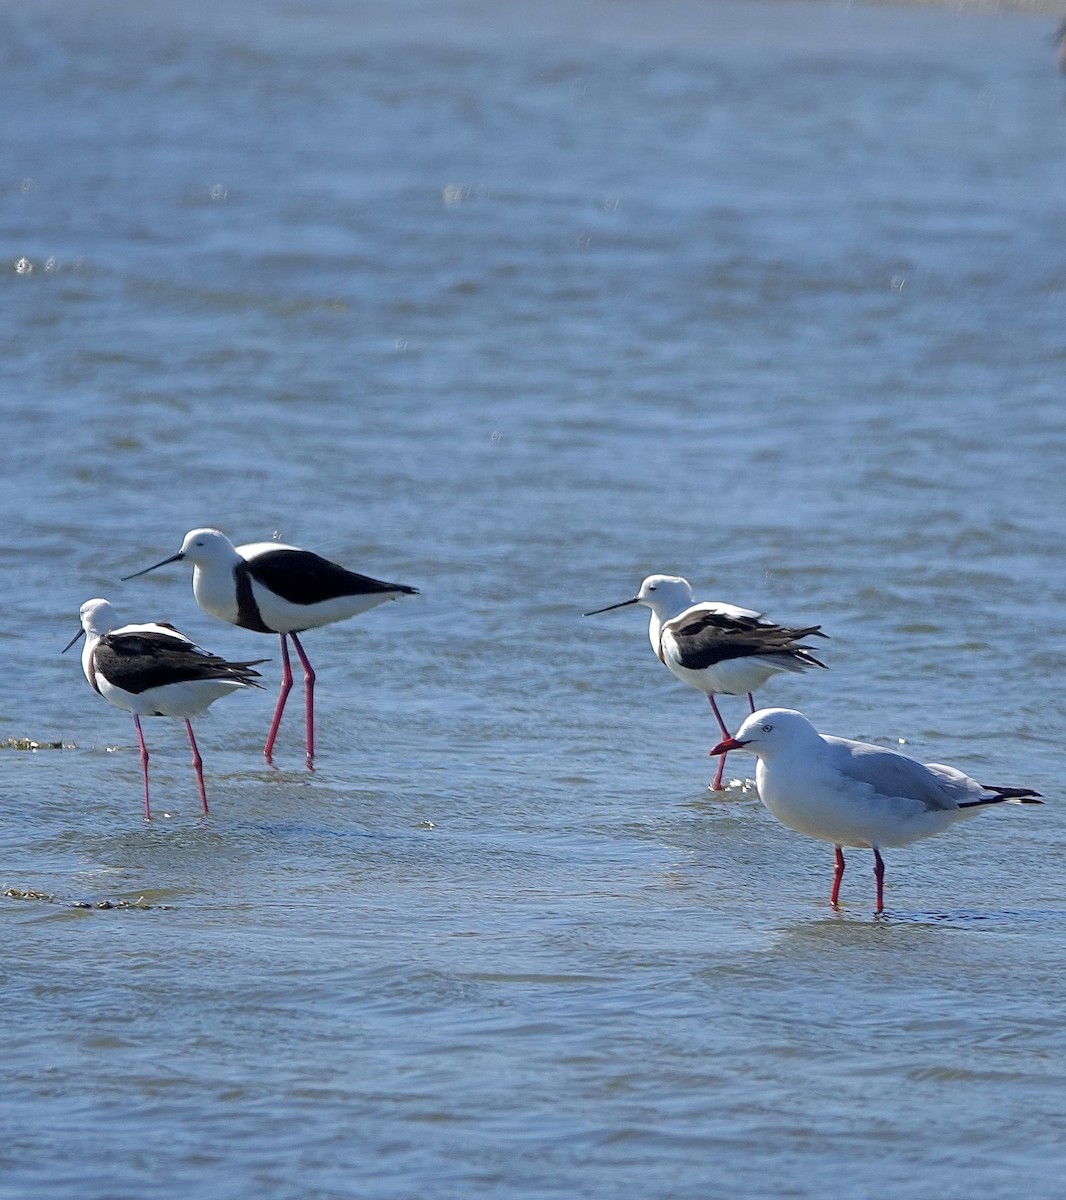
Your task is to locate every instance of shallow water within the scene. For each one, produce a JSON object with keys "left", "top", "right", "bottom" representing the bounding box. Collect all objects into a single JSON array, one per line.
[{"left": 3, "top": 0, "right": 1066, "bottom": 1196}]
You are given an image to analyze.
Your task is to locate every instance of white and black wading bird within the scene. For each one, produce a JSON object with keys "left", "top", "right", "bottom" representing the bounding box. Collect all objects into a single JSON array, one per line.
[
  {"left": 64, "top": 598, "right": 265, "bottom": 820},
  {"left": 123, "top": 529, "right": 418, "bottom": 766},
  {"left": 584, "top": 574, "right": 827, "bottom": 789}
]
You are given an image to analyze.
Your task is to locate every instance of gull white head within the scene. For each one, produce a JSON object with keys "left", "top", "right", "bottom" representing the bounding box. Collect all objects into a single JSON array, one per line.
[{"left": 710, "top": 708, "right": 819, "bottom": 759}]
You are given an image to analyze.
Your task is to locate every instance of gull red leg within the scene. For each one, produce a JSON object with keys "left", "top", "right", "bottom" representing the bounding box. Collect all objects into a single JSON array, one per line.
[
  {"left": 133, "top": 714, "right": 152, "bottom": 822},
  {"left": 831, "top": 845, "right": 846, "bottom": 906},
  {"left": 873, "top": 848, "right": 885, "bottom": 913},
  {"left": 290, "top": 631, "right": 316, "bottom": 766},
  {"left": 185, "top": 720, "right": 209, "bottom": 815},
  {"left": 264, "top": 633, "right": 294, "bottom": 763}
]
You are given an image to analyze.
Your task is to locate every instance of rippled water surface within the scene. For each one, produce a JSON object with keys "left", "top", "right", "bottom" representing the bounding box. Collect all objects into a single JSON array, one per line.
[{"left": 4, "top": 1, "right": 1066, "bottom": 1196}]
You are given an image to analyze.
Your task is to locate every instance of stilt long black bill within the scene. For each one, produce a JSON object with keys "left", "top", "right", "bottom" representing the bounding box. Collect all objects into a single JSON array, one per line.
[
  {"left": 582, "top": 596, "right": 640, "bottom": 616},
  {"left": 61, "top": 628, "right": 85, "bottom": 654},
  {"left": 121, "top": 551, "right": 185, "bottom": 581}
]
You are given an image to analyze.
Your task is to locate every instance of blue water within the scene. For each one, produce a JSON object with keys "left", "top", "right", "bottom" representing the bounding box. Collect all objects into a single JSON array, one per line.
[{"left": 4, "top": 1, "right": 1066, "bottom": 1197}]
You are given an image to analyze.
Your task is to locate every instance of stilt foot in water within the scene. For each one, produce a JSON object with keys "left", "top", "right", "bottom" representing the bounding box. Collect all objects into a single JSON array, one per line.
[
  {"left": 708, "top": 694, "right": 731, "bottom": 789},
  {"left": 134, "top": 714, "right": 152, "bottom": 822},
  {"left": 186, "top": 720, "right": 209, "bottom": 814},
  {"left": 264, "top": 633, "right": 294, "bottom": 763},
  {"left": 709, "top": 751, "right": 727, "bottom": 791},
  {"left": 290, "top": 631, "right": 316, "bottom": 769}
]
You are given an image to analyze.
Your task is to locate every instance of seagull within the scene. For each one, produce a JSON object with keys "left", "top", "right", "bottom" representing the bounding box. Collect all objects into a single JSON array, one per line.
[
  {"left": 122, "top": 528, "right": 418, "bottom": 766},
  {"left": 584, "top": 575, "right": 827, "bottom": 789},
  {"left": 64, "top": 598, "right": 265, "bottom": 820},
  {"left": 710, "top": 708, "right": 1043, "bottom": 913}
]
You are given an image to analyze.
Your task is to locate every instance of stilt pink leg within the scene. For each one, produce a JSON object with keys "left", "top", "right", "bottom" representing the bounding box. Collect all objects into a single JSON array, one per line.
[
  {"left": 290, "top": 631, "right": 316, "bottom": 767},
  {"left": 747, "top": 692, "right": 756, "bottom": 714},
  {"left": 710, "top": 752, "right": 727, "bottom": 791},
  {"left": 831, "top": 845, "right": 846, "bottom": 906},
  {"left": 707, "top": 694, "right": 731, "bottom": 738},
  {"left": 185, "top": 720, "right": 209, "bottom": 815},
  {"left": 133, "top": 715, "right": 151, "bottom": 822},
  {"left": 873, "top": 848, "right": 885, "bottom": 914},
  {"left": 708, "top": 694, "right": 730, "bottom": 790},
  {"left": 264, "top": 633, "right": 293, "bottom": 763}
]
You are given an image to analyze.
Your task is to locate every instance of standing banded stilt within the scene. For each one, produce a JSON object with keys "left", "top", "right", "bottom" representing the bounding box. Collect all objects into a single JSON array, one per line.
[
  {"left": 584, "top": 574, "right": 827, "bottom": 789},
  {"left": 123, "top": 529, "right": 418, "bottom": 767}
]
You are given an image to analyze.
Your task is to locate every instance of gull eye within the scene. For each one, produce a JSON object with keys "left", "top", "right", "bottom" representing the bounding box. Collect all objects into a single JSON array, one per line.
[{"left": 761, "top": 723, "right": 774, "bottom": 733}]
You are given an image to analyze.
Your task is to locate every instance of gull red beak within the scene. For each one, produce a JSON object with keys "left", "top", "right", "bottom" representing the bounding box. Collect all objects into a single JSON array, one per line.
[{"left": 710, "top": 736, "right": 747, "bottom": 756}]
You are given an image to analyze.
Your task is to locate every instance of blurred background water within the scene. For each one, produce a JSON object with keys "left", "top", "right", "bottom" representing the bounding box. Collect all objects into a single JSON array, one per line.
[{"left": 3, "top": 0, "right": 1066, "bottom": 1197}]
